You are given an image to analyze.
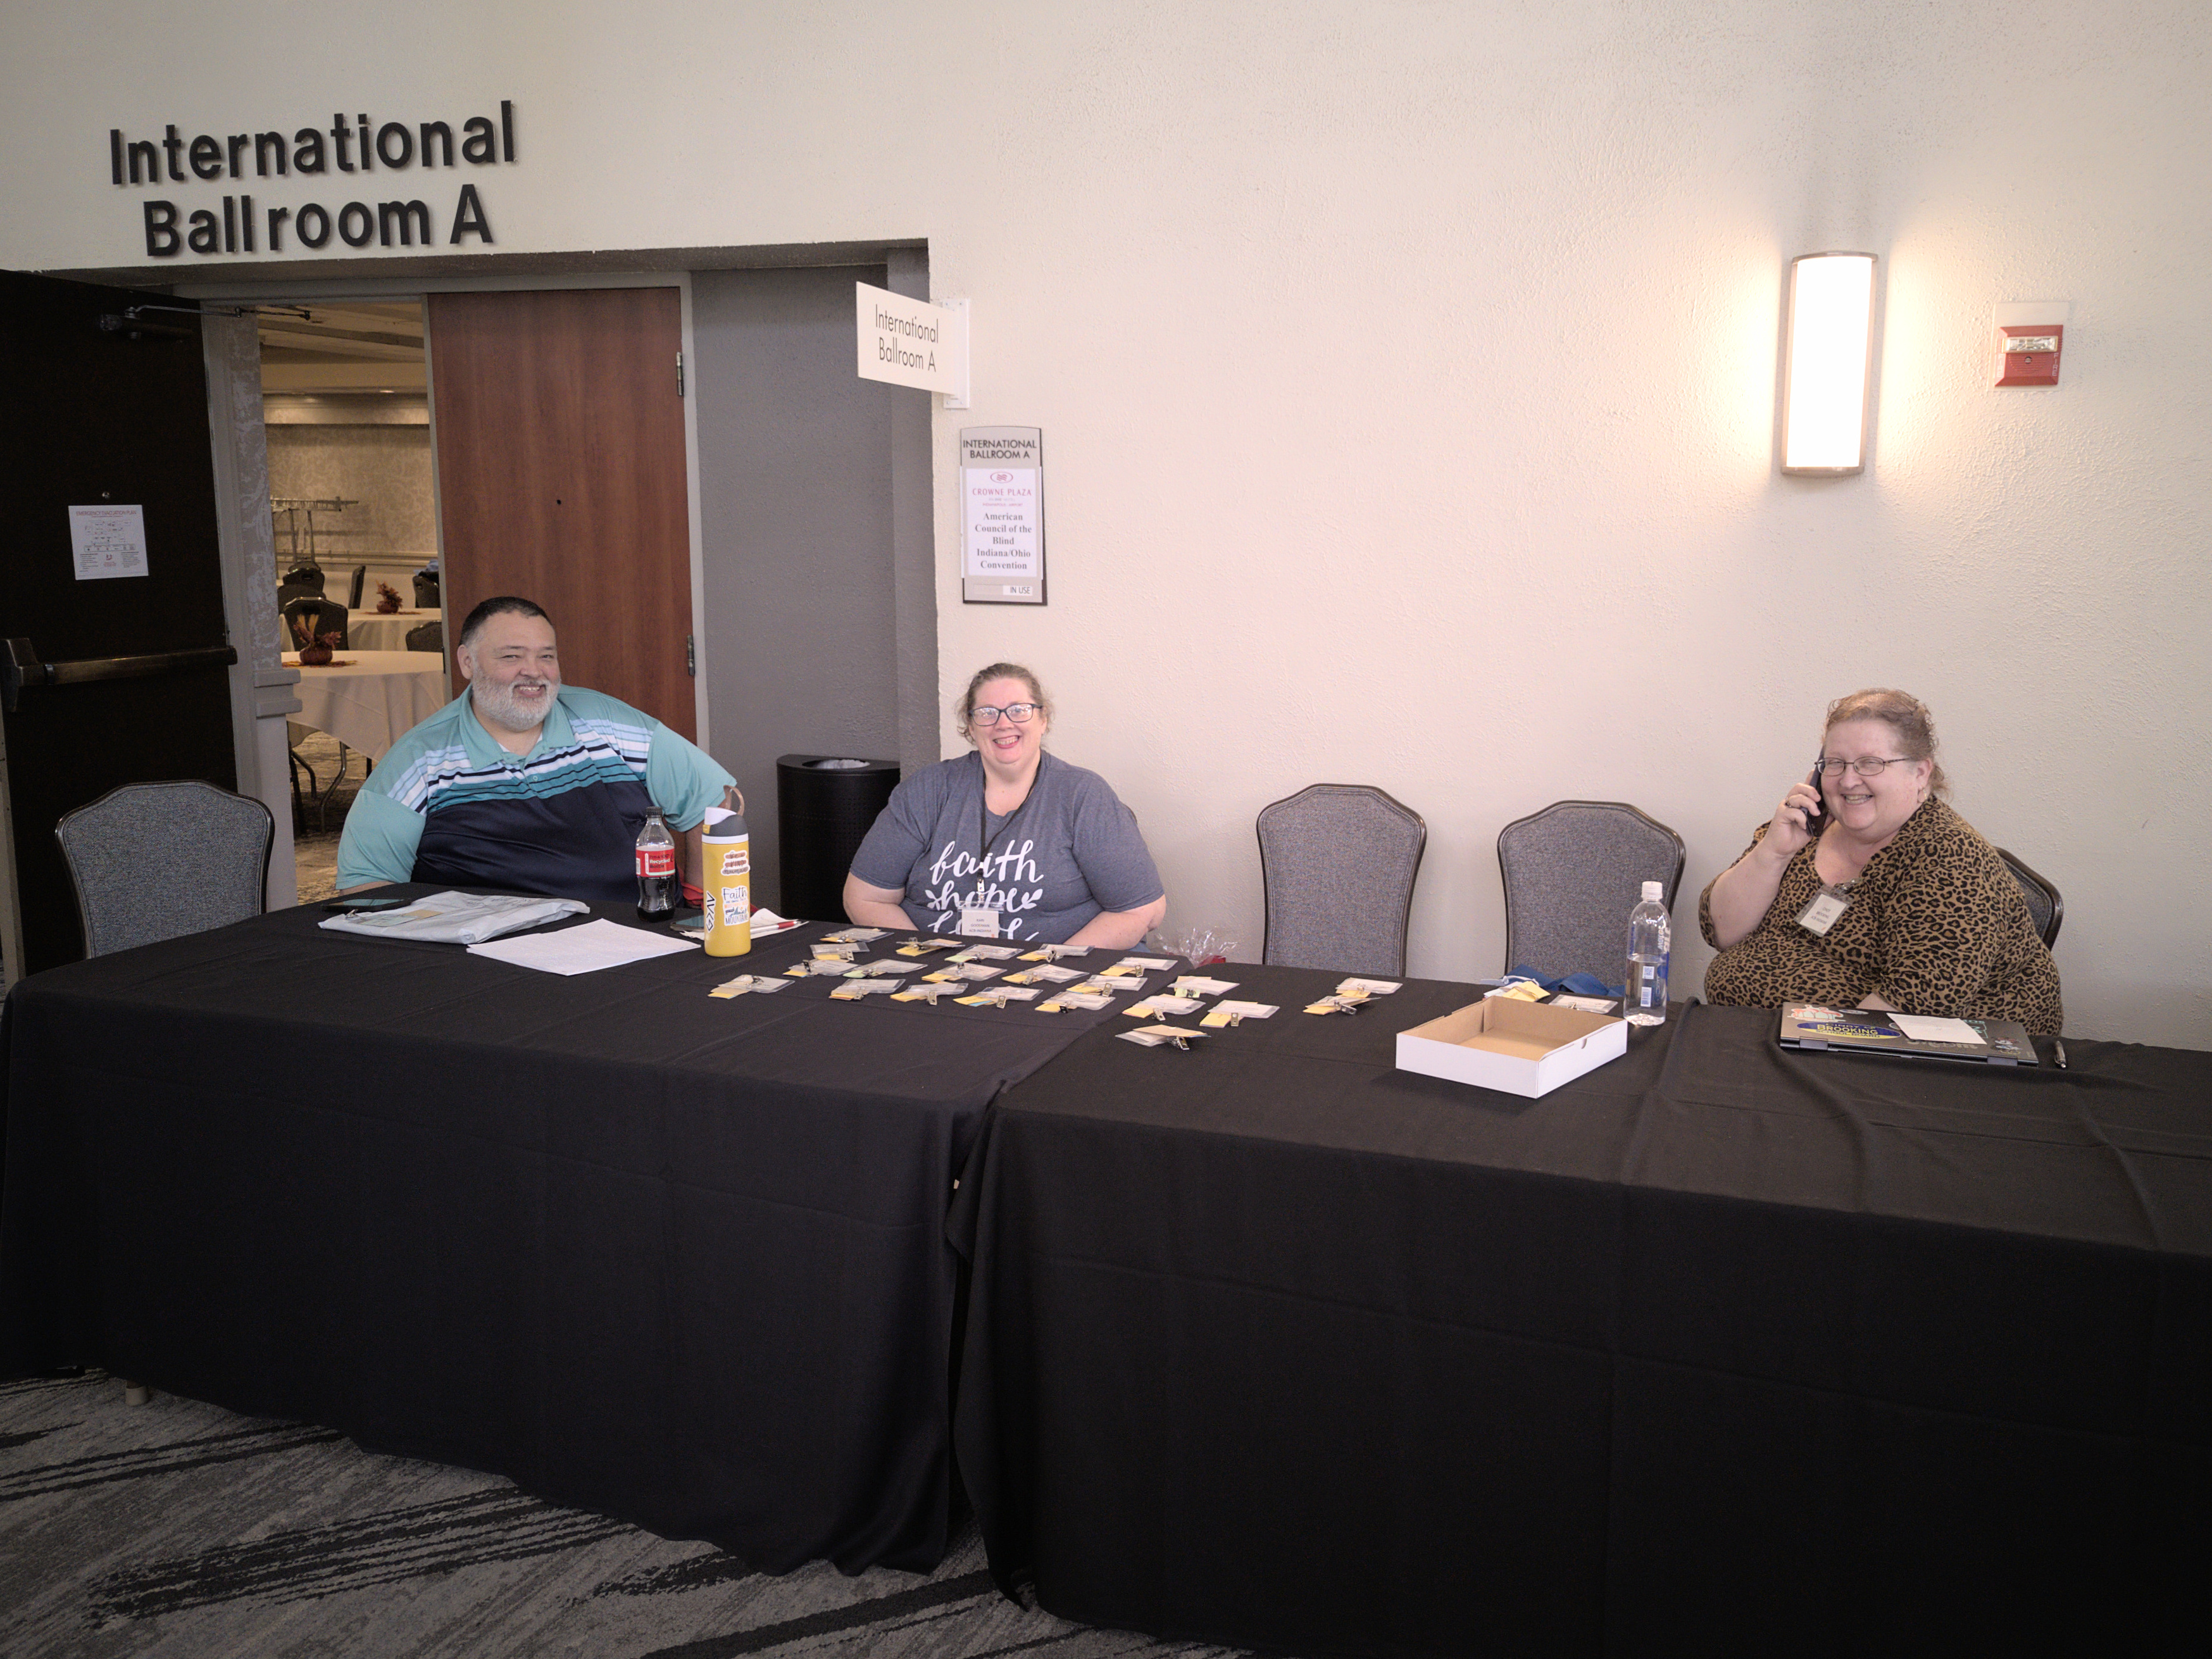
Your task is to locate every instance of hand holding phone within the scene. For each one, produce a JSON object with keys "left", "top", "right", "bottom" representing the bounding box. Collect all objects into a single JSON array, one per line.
[{"left": 1799, "top": 764, "right": 1827, "bottom": 834}]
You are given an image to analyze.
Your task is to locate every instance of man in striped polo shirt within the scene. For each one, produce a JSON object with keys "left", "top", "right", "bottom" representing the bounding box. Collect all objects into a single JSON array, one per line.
[{"left": 335, "top": 596, "right": 733, "bottom": 903}]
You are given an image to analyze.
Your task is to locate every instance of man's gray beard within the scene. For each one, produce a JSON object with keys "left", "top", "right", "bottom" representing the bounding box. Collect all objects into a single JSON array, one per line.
[{"left": 471, "top": 678, "right": 551, "bottom": 733}]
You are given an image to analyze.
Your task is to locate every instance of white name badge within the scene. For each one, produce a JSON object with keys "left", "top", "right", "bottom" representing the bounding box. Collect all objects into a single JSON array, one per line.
[
  {"left": 958, "top": 908, "right": 1002, "bottom": 939},
  {"left": 1797, "top": 887, "right": 1851, "bottom": 937}
]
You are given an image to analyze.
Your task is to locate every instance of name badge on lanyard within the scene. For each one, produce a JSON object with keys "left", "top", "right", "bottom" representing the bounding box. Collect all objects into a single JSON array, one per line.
[
  {"left": 958, "top": 908, "right": 1002, "bottom": 939},
  {"left": 1797, "top": 886, "right": 1851, "bottom": 937}
]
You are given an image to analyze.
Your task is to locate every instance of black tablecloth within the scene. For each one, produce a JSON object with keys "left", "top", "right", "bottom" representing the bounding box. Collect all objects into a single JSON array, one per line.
[
  {"left": 952, "top": 968, "right": 2212, "bottom": 1656},
  {"left": 0, "top": 893, "right": 1123, "bottom": 1572}
]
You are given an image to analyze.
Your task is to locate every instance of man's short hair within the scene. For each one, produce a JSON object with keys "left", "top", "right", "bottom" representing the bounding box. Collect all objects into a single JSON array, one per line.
[{"left": 457, "top": 596, "right": 553, "bottom": 650}]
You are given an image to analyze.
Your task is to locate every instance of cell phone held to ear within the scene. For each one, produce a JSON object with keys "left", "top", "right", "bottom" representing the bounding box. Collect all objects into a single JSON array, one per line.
[{"left": 1801, "top": 764, "right": 1826, "bottom": 834}]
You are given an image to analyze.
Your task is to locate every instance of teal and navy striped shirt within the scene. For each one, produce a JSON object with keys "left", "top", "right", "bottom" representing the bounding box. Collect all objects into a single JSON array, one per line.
[{"left": 335, "top": 686, "right": 732, "bottom": 903}]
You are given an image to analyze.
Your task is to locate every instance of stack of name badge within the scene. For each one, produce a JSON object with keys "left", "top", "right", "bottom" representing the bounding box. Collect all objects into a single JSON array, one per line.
[
  {"left": 1039, "top": 952, "right": 1166, "bottom": 1013},
  {"left": 708, "top": 973, "right": 796, "bottom": 999},
  {"left": 1116, "top": 968, "right": 1281, "bottom": 1049},
  {"left": 1304, "top": 976, "right": 1402, "bottom": 1015}
]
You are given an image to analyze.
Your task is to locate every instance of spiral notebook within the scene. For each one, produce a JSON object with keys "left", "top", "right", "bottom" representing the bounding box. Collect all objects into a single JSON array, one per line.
[{"left": 1777, "top": 1003, "right": 2039, "bottom": 1066}]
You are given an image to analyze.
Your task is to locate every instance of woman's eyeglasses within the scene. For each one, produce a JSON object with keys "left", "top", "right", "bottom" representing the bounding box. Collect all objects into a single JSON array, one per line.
[
  {"left": 970, "top": 703, "right": 1039, "bottom": 727},
  {"left": 1813, "top": 755, "right": 1913, "bottom": 777}
]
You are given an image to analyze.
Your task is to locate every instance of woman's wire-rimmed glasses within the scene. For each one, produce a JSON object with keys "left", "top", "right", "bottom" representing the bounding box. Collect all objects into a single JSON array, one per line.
[
  {"left": 971, "top": 703, "right": 1040, "bottom": 727},
  {"left": 1813, "top": 754, "right": 1914, "bottom": 777}
]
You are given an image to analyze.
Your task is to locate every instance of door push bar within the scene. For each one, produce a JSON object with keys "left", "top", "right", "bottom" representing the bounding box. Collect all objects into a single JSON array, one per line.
[{"left": 3, "top": 637, "right": 238, "bottom": 714}]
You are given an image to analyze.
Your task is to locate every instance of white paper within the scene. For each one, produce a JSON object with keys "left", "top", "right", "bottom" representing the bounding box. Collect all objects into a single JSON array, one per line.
[
  {"left": 1117, "top": 1025, "right": 1208, "bottom": 1048},
  {"left": 1212, "top": 1000, "right": 1279, "bottom": 1019},
  {"left": 1338, "top": 977, "right": 1402, "bottom": 996},
  {"left": 466, "top": 918, "right": 699, "bottom": 975},
  {"left": 1888, "top": 1013, "right": 1988, "bottom": 1045},
  {"left": 69, "top": 503, "right": 149, "bottom": 580},
  {"left": 1128, "top": 994, "right": 1208, "bottom": 1017},
  {"left": 1117, "top": 956, "right": 1177, "bottom": 970},
  {"left": 1172, "top": 976, "right": 1240, "bottom": 997}
]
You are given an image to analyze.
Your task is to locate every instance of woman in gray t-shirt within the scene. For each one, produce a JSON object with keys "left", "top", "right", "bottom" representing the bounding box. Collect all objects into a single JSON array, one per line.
[{"left": 843, "top": 663, "right": 1166, "bottom": 946}]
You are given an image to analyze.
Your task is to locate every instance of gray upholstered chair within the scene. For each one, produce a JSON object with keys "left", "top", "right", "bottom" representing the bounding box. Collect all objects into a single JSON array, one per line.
[
  {"left": 413, "top": 570, "right": 441, "bottom": 608},
  {"left": 346, "top": 564, "right": 368, "bottom": 608},
  {"left": 55, "top": 780, "right": 273, "bottom": 958},
  {"left": 1495, "top": 800, "right": 1686, "bottom": 982},
  {"left": 405, "top": 618, "right": 444, "bottom": 653},
  {"left": 1996, "top": 848, "right": 2064, "bottom": 949},
  {"left": 1257, "top": 784, "right": 1427, "bottom": 976}
]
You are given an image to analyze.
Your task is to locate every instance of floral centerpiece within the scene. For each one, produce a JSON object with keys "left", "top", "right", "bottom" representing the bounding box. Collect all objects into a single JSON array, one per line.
[
  {"left": 298, "top": 630, "right": 340, "bottom": 666},
  {"left": 375, "top": 581, "right": 403, "bottom": 614}
]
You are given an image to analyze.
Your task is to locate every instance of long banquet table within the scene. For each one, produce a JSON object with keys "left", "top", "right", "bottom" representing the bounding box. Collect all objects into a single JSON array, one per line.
[
  {"left": 0, "top": 893, "right": 1125, "bottom": 1572},
  {"left": 951, "top": 966, "right": 2212, "bottom": 1656}
]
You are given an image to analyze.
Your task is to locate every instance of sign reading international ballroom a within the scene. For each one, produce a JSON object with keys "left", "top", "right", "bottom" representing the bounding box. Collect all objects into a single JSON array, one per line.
[
  {"left": 106, "top": 99, "right": 518, "bottom": 260},
  {"left": 960, "top": 427, "right": 1044, "bottom": 606}
]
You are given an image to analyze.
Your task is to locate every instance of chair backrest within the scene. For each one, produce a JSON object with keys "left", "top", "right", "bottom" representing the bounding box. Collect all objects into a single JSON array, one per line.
[
  {"left": 1257, "top": 784, "right": 1427, "bottom": 976},
  {"left": 1496, "top": 800, "right": 1687, "bottom": 981},
  {"left": 275, "top": 580, "right": 320, "bottom": 610},
  {"left": 282, "top": 563, "right": 326, "bottom": 592},
  {"left": 404, "top": 619, "right": 444, "bottom": 653},
  {"left": 346, "top": 564, "right": 367, "bottom": 608},
  {"left": 56, "top": 780, "right": 273, "bottom": 958},
  {"left": 1995, "top": 848, "right": 2064, "bottom": 949},
  {"left": 283, "top": 596, "right": 349, "bottom": 649},
  {"left": 413, "top": 572, "right": 441, "bottom": 607}
]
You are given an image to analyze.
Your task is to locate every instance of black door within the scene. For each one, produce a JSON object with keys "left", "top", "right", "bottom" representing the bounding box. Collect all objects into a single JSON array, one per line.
[{"left": 1, "top": 269, "right": 240, "bottom": 978}]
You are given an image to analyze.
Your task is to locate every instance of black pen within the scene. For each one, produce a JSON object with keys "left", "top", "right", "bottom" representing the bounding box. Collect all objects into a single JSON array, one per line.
[{"left": 2053, "top": 1038, "right": 2068, "bottom": 1070}]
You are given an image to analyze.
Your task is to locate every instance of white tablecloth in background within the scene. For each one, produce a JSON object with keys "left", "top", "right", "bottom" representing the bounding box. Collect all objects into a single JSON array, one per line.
[
  {"left": 346, "top": 610, "right": 436, "bottom": 652},
  {"left": 284, "top": 650, "right": 449, "bottom": 759}
]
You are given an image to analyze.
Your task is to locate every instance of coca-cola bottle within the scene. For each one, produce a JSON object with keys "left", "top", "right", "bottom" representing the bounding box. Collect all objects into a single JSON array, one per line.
[{"left": 635, "top": 808, "right": 678, "bottom": 922}]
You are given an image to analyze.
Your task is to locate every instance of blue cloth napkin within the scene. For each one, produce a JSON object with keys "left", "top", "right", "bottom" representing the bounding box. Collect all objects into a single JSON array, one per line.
[{"left": 1507, "top": 966, "right": 1627, "bottom": 1000}]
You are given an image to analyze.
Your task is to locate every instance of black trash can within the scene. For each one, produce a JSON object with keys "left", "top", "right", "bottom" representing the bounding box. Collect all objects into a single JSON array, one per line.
[{"left": 776, "top": 754, "right": 899, "bottom": 920}]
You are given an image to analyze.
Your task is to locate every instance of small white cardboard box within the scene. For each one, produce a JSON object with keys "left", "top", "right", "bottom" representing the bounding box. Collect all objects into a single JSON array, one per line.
[{"left": 1396, "top": 998, "right": 1628, "bottom": 1099}]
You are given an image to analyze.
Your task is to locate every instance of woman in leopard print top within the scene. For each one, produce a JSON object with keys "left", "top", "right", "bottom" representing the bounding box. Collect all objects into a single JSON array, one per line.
[{"left": 1699, "top": 689, "right": 2063, "bottom": 1035}]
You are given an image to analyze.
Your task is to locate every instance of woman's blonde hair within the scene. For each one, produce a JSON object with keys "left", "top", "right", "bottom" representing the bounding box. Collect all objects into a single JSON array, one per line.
[
  {"left": 956, "top": 662, "right": 1049, "bottom": 740},
  {"left": 1825, "top": 687, "right": 1948, "bottom": 796}
]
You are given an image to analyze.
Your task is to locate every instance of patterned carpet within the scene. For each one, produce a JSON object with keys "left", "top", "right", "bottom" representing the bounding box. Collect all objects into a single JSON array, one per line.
[{"left": 0, "top": 1372, "right": 1254, "bottom": 1659}]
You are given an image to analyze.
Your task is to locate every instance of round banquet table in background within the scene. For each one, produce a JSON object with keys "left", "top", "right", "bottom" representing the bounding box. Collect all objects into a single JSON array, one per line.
[
  {"left": 345, "top": 609, "right": 435, "bottom": 652},
  {"left": 283, "top": 649, "right": 449, "bottom": 759}
]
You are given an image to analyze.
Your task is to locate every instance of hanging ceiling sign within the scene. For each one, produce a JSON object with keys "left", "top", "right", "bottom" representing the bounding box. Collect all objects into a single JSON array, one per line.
[
  {"left": 855, "top": 282, "right": 969, "bottom": 404},
  {"left": 960, "top": 427, "right": 1043, "bottom": 606}
]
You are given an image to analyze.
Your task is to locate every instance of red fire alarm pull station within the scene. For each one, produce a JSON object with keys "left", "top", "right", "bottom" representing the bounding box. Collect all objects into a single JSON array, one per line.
[{"left": 1996, "top": 323, "right": 2063, "bottom": 387}]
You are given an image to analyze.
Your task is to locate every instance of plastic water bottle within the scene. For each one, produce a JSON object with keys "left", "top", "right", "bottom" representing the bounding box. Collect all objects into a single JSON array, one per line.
[
  {"left": 635, "top": 809, "right": 678, "bottom": 922},
  {"left": 1626, "top": 880, "right": 1670, "bottom": 1027}
]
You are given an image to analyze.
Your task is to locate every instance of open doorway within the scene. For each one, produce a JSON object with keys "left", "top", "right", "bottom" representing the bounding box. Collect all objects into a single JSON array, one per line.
[{"left": 258, "top": 301, "right": 443, "bottom": 901}]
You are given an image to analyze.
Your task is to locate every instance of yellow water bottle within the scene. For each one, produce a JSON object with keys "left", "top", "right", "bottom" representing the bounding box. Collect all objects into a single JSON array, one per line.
[{"left": 702, "top": 803, "right": 751, "bottom": 957}]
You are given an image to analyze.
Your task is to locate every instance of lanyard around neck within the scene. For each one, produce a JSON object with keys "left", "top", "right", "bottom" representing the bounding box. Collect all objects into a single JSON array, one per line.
[{"left": 974, "top": 754, "right": 1039, "bottom": 879}]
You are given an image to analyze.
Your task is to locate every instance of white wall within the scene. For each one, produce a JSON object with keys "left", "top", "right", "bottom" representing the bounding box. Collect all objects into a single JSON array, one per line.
[{"left": 6, "top": 1, "right": 2206, "bottom": 1044}]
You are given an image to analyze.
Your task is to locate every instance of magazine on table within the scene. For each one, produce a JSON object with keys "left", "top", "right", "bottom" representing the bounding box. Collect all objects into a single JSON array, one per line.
[{"left": 319, "top": 891, "right": 587, "bottom": 946}]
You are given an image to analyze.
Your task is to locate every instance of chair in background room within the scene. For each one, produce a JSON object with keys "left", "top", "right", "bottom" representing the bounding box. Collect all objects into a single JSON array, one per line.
[
  {"left": 282, "top": 596, "right": 349, "bottom": 651},
  {"left": 56, "top": 780, "right": 273, "bottom": 958},
  {"left": 346, "top": 564, "right": 367, "bottom": 608},
  {"left": 1996, "top": 849, "right": 2065, "bottom": 949},
  {"left": 1256, "top": 784, "right": 1427, "bottom": 977},
  {"left": 413, "top": 569, "right": 441, "bottom": 608},
  {"left": 275, "top": 564, "right": 325, "bottom": 609},
  {"left": 404, "top": 619, "right": 444, "bottom": 653},
  {"left": 1496, "top": 800, "right": 1686, "bottom": 983}
]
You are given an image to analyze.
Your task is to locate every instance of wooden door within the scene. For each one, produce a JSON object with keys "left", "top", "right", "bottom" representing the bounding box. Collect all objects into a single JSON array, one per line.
[
  {"left": 0, "top": 270, "right": 241, "bottom": 979},
  {"left": 425, "top": 289, "right": 694, "bottom": 737}
]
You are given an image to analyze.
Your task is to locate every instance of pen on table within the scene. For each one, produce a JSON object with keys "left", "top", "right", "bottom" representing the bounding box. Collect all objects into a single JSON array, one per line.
[{"left": 2053, "top": 1038, "right": 2067, "bottom": 1070}]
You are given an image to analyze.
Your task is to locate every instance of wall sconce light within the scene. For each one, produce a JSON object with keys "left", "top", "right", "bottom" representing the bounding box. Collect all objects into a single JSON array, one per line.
[{"left": 1781, "top": 251, "right": 1877, "bottom": 475}]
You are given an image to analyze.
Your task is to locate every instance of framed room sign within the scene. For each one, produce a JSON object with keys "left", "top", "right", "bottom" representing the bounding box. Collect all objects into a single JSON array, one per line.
[{"left": 960, "top": 427, "right": 1044, "bottom": 605}]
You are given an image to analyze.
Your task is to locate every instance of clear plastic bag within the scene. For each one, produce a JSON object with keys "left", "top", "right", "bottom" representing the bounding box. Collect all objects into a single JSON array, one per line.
[{"left": 1153, "top": 925, "right": 1239, "bottom": 966}]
